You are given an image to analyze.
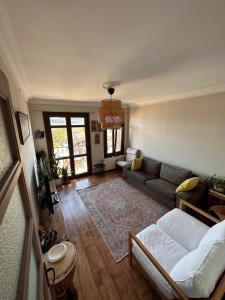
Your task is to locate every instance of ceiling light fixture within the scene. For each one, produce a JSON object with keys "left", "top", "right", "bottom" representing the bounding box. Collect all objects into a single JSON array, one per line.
[{"left": 98, "top": 81, "right": 125, "bottom": 130}]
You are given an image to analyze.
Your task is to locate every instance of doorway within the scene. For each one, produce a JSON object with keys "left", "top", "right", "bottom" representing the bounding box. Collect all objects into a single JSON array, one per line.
[{"left": 43, "top": 112, "right": 92, "bottom": 178}]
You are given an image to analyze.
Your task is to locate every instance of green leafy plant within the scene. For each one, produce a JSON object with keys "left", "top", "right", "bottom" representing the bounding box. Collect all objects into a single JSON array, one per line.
[
  {"left": 204, "top": 174, "right": 225, "bottom": 194},
  {"left": 48, "top": 154, "right": 61, "bottom": 179},
  {"left": 61, "top": 166, "right": 69, "bottom": 184}
]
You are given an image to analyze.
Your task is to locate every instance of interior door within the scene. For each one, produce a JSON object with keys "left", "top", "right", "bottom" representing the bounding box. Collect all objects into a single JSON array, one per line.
[
  {"left": 43, "top": 112, "right": 92, "bottom": 178},
  {"left": 0, "top": 70, "right": 50, "bottom": 299}
]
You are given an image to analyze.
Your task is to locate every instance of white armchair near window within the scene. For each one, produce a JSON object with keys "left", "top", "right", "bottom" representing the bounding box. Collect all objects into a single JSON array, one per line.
[{"left": 116, "top": 147, "right": 138, "bottom": 168}]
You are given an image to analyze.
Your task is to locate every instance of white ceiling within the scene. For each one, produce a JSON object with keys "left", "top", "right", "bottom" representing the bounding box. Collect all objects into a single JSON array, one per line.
[{"left": 2, "top": 0, "right": 225, "bottom": 105}]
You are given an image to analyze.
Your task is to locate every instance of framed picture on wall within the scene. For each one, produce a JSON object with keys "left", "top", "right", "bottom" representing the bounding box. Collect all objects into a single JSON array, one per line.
[
  {"left": 95, "top": 133, "right": 100, "bottom": 144},
  {"left": 16, "top": 111, "right": 30, "bottom": 144},
  {"left": 91, "top": 120, "right": 97, "bottom": 132}
]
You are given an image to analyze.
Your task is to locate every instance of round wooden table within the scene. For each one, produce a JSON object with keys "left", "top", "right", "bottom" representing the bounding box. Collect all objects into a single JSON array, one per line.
[{"left": 44, "top": 241, "right": 78, "bottom": 299}]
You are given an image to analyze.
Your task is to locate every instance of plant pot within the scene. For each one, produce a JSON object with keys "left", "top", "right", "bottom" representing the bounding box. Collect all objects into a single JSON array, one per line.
[
  {"left": 54, "top": 178, "right": 62, "bottom": 186},
  {"left": 62, "top": 177, "right": 70, "bottom": 185}
]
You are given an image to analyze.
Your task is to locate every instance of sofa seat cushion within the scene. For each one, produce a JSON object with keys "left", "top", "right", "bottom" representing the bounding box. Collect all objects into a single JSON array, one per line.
[
  {"left": 146, "top": 178, "right": 177, "bottom": 200},
  {"left": 160, "top": 163, "right": 192, "bottom": 186},
  {"left": 157, "top": 208, "right": 209, "bottom": 251},
  {"left": 141, "top": 157, "right": 162, "bottom": 178},
  {"left": 127, "top": 170, "right": 151, "bottom": 185},
  {"left": 133, "top": 224, "right": 189, "bottom": 299}
]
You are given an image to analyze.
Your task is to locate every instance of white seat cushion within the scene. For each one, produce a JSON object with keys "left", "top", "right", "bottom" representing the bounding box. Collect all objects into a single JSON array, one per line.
[
  {"left": 116, "top": 160, "right": 128, "bottom": 167},
  {"left": 157, "top": 208, "right": 209, "bottom": 251},
  {"left": 133, "top": 224, "right": 189, "bottom": 299},
  {"left": 170, "top": 221, "right": 225, "bottom": 298}
]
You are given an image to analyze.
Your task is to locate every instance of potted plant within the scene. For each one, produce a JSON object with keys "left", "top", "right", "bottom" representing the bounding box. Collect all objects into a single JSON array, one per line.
[
  {"left": 61, "top": 166, "right": 69, "bottom": 185},
  {"left": 48, "top": 154, "right": 62, "bottom": 185},
  {"left": 205, "top": 174, "right": 225, "bottom": 194}
]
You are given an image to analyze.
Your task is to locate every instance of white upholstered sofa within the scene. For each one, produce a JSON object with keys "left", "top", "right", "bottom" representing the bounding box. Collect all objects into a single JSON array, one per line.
[{"left": 129, "top": 200, "right": 225, "bottom": 300}]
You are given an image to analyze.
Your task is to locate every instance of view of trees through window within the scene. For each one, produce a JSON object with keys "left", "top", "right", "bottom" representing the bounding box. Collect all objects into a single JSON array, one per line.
[{"left": 45, "top": 114, "right": 90, "bottom": 177}]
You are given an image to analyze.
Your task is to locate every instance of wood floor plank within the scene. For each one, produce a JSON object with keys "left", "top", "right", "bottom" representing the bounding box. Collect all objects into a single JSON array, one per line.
[{"left": 41, "top": 170, "right": 159, "bottom": 300}]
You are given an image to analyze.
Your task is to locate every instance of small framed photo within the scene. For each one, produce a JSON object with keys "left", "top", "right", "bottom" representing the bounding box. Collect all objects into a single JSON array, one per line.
[
  {"left": 95, "top": 133, "right": 100, "bottom": 144},
  {"left": 16, "top": 111, "right": 30, "bottom": 145},
  {"left": 91, "top": 120, "right": 97, "bottom": 132},
  {"left": 35, "top": 129, "right": 45, "bottom": 139}
]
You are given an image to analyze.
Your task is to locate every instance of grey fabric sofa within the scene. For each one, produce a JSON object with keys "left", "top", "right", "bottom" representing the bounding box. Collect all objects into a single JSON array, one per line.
[{"left": 123, "top": 157, "right": 208, "bottom": 209}]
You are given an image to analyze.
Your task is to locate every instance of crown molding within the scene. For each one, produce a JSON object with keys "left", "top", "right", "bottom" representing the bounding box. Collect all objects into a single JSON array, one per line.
[
  {"left": 29, "top": 97, "right": 130, "bottom": 108},
  {"left": 0, "top": 0, "right": 29, "bottom": 98},
  {"left": 128, "top": 84, "right": 225, "bottom": 108}
]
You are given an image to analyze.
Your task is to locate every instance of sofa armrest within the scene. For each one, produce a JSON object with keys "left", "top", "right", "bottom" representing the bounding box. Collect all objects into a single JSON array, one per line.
[
  {"left": 176, "top": 182, "right": 208, "bottom": 208},
  {"left": 122, "top": 161, "right": 132, "bottom": 179}
]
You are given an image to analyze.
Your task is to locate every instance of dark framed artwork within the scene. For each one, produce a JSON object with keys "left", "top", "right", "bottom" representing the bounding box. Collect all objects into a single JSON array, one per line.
[
  {"left": 35, "top": 129, "right": 45, "bottom": 139},
  {"left": 91, "top": 120, "right": 97, "bottom": 132},
  {"left": 91, "top": 120, "right": 102, "bottom": 132},
  {"left": 95, "top": 133, "right": 100, "bottom": 144},
  {"left": 16, "top": 111, "right": 30, "bottom": 144}
]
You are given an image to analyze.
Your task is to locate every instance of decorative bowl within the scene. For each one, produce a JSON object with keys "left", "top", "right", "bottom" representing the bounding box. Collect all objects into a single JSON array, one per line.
[{"left": 48, "top": 243, "right": 67, "bottom": 263}]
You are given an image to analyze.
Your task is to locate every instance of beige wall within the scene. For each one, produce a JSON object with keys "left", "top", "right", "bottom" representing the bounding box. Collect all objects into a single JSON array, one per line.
[
  {"left": 129, "top": 93, "right": 225, "bottom": 176},
  {"left": 0, "top": 58, "right": 39, "bottom": 225},
  {"left": 28, "top": 102, "right": 129, "bottom": 171}
]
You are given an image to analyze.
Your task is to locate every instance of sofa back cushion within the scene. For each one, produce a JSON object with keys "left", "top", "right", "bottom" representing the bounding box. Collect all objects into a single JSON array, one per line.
[
  {"left": 170, "top": 220, "right": 225, "bottom": 298},
  {"left": 126, "top": 147, "right": 138, "bottom": 162},
  {"left": 141, "top": 157, "right": 161, "bottom": 178},
  {"left": 160, "top": 163, "right": 192, "bottom": 186}
]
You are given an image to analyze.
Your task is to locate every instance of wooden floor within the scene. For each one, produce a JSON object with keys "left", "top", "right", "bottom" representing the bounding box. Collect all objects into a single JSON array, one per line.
[{"left": 41, "top": 170, "right": 161, "bottom": 300}]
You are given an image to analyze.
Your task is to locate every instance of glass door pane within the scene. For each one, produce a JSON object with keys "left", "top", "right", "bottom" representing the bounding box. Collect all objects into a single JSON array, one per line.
[
  {"left": 71, "top": 117, "right": 85, "bottom": 125},
  {"left": 74, "top": 156, "right": 88, "bottom": 174},
  {"left": 50, "top": 117, "right": 66, "bottom": 126},
  {"left": 72, "top": 127, "right": 87, "bottom": 155},
  {"left": 57, "top": 158, "right": 71, "bottom": 176},
  {"left": 51, "top": 128, "right": 69, "bottom": 158}
]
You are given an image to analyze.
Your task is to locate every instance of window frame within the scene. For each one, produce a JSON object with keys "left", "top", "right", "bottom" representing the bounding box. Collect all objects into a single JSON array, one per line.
[{"left": 103, "top": 125, "right": 124, "bottom": 158}]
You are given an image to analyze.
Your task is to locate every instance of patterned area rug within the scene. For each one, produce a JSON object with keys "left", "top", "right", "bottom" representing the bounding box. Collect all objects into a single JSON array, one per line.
[{"left": 78, "top": 178, "right": 169, "bottom": 262}]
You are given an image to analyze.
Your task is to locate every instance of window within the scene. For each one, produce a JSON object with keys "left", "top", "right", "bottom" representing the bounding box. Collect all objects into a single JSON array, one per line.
[{"left": 104, "top": 126, "right": 124, "bottom": 158}]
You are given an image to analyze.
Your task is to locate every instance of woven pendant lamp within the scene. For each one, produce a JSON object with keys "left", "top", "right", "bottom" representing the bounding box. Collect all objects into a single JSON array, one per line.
[{"left": 98, "top": 83, "right": 125, "bottom": 130}]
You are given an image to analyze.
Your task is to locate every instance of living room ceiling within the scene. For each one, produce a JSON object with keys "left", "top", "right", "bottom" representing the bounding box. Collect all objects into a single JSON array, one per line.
[{"left": 2, "top": 0, "right": 225, "bottom": 106}]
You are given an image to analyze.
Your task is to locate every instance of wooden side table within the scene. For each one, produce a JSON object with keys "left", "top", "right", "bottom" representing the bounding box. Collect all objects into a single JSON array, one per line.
[
  {"left": 44, "top": 241, "right": 78, "bottom": 299},
  {"left": 208, "top": 189, "right": 225, "bottom": 205},
  {"left": 208, "top": 189, "right": 225, "bottom": 221},
  {"left": 209, "top": 205, "right": 225, "bottom": 221}
]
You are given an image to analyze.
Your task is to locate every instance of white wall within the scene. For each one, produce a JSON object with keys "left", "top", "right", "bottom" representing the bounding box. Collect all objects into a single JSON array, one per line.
[
  {"left": 129, "top": 93, "right": 225, "bottom": 176},
  {"left": 29, "top": 102, "right": 129, "bottom": 171},
  {"left": 0, "top": 58, "right": 39, "bottom": 225}
]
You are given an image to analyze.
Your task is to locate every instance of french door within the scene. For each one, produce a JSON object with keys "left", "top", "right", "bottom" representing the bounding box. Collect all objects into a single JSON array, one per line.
[
  {"left": 43, "top": 112, "right": 92, "bottom": 178},
  {"left": 0, "top": 70, "right": 50, "bottom": 299}
]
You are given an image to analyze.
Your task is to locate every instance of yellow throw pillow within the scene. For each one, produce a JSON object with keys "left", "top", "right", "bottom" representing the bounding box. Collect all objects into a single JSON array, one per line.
[
  {"left": 176, "top": 177, "right": 200, "bottom": 193},
  {"left": 131, "top": 158, "right": 143, "bottom": 171}
]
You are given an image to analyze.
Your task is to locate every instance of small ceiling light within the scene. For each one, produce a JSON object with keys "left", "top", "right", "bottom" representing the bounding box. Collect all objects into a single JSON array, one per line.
[{"left": 98, "top": 82, "right": 125, "bottom": 130}]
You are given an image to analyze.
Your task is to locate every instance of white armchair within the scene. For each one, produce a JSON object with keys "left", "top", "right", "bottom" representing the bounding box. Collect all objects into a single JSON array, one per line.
[
  {"left": 116, "top": 147, "right": 138, "bottom": 168},
  {"left": 129, "top": 200, "right": 225, "bottom": 300}
]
